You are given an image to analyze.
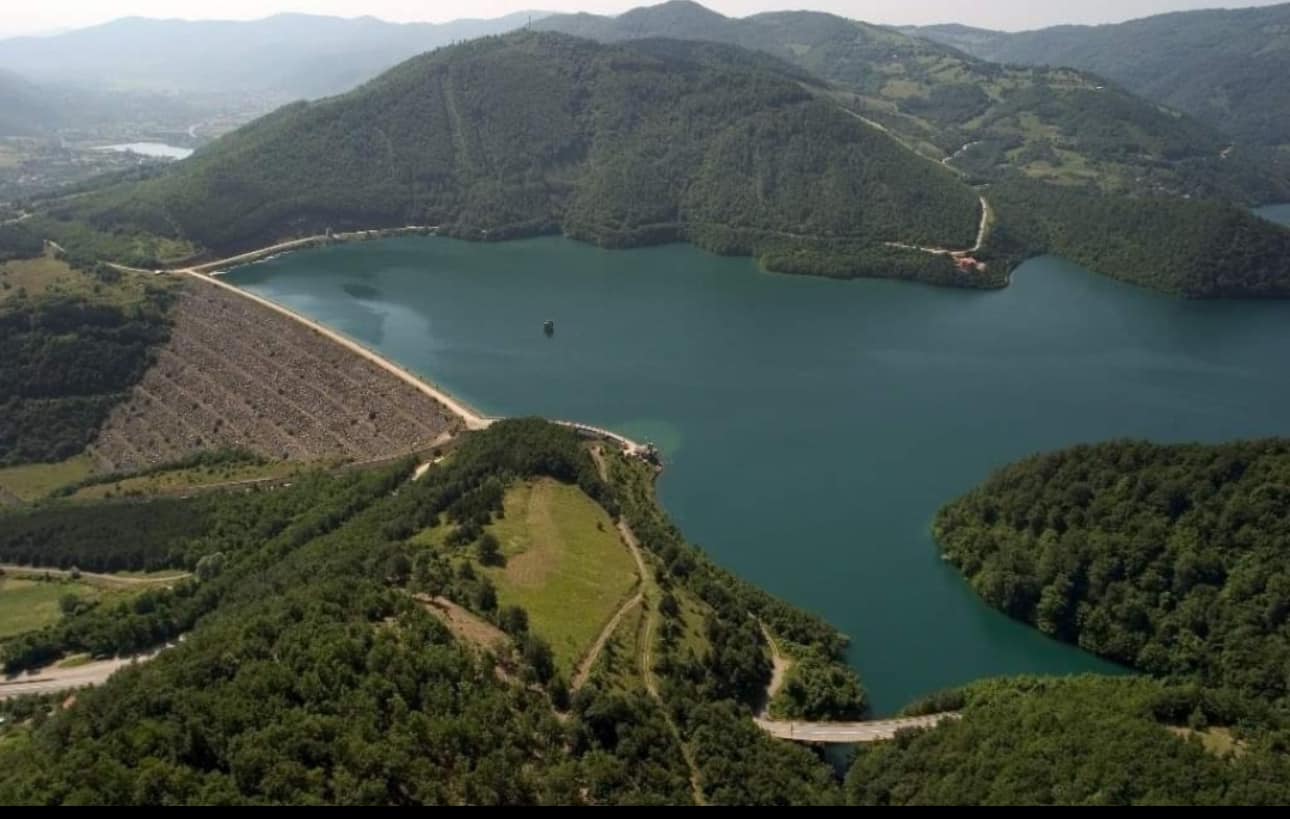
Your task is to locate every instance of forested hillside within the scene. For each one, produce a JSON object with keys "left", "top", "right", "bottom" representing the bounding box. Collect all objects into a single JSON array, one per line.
[
  {"left": 41, "top": 31, "right": 981, "bottom": 285},
  {"left": 0, "top": 281, "right": 173, "bottom": 466},
  {"left": 539, "top": 2, "right": 1289, "bottom": 203},
  {"left": 0, "top": 420, "right": 853, "bottom": 804},
  {"left": 11, "top": 425, "right": 1286, "bottom": 804},
  {"left": 847, "top": 676, "right": 1290, "bottom": 805},
  {"left": 909, "top": 4, "right": 1290, "bottom": 149},
  {"left": 936, "top": 439, "right": 1290, "bottom": 705},
  {"left": 984, "top": 179, "right": 1290, "bottom": 298}
]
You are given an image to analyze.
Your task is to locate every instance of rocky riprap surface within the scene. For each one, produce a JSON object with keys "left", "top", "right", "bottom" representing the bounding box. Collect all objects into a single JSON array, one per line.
[{"left": 90, "top": 282, "right": 460, "bottom": 471}]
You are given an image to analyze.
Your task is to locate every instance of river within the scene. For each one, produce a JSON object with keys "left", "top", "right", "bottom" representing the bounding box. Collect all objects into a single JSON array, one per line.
[{"left": 228, "top": 209, "right": 1290, "bottom": 713}]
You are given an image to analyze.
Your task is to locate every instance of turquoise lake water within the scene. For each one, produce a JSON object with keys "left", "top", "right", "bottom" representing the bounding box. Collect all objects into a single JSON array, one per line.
[{"left": 229, "top": 207, "right": 1290, "bottom": 713}]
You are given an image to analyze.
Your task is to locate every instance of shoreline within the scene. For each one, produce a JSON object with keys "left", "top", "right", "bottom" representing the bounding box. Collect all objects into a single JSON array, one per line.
[
  {"left": 179, "top": 258, "right": 656, "bottom": 456},
  {"left": 194, "top": 225, "right": 441, "bottom": 274},
  {"left": 182, "top": 267, "right": 494, "bottom": 432},
  {"left": 170, "top": 219, "right": 1008, "bottom": 291}
]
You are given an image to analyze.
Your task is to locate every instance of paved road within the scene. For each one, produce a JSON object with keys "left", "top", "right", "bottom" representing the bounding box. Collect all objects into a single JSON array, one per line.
[
  {"left": 0, "top": 565, "right": 190, "bottom": 588},
  {"left": 0, "top": 650, "right": 165, "bottom": 701}
]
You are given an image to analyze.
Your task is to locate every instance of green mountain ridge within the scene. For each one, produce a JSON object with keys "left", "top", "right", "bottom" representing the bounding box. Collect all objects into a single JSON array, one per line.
[
  {"left": 538, "top": 2, "right": 1290, "bottom": 204},
  {"left": 906, "top": 3, "right": 1290, "bottom": 149},
  {"left": 936, "top": 438, "right": 1290, "bottom": 705},
  {"left": 44, "top": 31, "right": 985, "bottom": 285}
]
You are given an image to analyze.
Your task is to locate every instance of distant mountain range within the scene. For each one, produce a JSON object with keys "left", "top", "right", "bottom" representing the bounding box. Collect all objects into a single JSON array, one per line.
[
  {"left": 0, "top": 68, "right": 200, "bottom": 139},
  {"left": 0, "top": 12, "right": 546, "bottom": 100},
  {"left": 5, "top": 1, "right": 1288, "bottom": 173},
  {"left": 905, "top": 3, "right": 1290, "bottom": 148},
  {"left": 0, "top": 69, "right": 58, "bottom": 135}
]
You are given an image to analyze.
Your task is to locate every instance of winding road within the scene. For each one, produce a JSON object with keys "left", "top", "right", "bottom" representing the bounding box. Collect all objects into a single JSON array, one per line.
[{"left": 886, "top": 195, "right": 992, "bottom": 257}]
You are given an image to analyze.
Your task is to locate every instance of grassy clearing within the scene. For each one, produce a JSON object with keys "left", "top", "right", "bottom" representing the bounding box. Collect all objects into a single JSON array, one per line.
[
  {"left": 0, "top": 250, "right": 177, "bottom": 307},
  {"left": 485, "top": 479, "right": 638, "bottom": 678},
  {"left": 0, "top": 576, "right": 98, "bottom": 640},
  {"left": 0, "top": 455, "right": 95, "bottom": 502}
]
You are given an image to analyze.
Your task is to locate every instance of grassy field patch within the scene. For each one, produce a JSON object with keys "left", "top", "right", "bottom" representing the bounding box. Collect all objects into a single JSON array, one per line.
[
  {"left": 0, "top": 251, "right": 177, "bottom": 306},
  {"left": 0, "top": 576, "right": 96, "bottom": 640},
  {"left": 0, "top": 455, "right": 95, "bottom": 502},
  {"left": 485, "top": 478, "right": 638, "bottom": 677}
]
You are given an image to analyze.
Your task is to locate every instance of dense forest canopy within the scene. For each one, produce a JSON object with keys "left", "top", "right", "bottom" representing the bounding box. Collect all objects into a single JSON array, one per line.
[
  {"left": 936, "top": 439, "right": 1290, "bottom": 705},
  {"left": 848, "top": 676, "right": 1290, "bottom": 806},
  {"left": 983, "top": 179, "right": 1290, "bottom": 298},
  {"left": 0, "top": 289, "right": 172, "bottom": 465},
  {"left": 41, "top": 31, "right": 981, "bottom": 285}
]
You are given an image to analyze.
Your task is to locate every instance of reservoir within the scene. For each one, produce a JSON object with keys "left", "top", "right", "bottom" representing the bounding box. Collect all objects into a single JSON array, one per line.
[
  {"left": 228, "top": 211, "right": 1290, "bottom": 713},
  {"left": 93, "top": 142, "right": 194, "bottom": 160}
]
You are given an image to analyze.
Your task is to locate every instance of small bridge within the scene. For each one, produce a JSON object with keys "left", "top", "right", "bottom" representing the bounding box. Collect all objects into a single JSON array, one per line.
[{"left": 755, "top": 713, "right": 960, "bottom": 744}]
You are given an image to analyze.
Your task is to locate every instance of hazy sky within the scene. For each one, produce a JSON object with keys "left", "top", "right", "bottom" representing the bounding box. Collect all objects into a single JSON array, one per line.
[{"left": 1, "top": 1, "right": 1284, "bottom": 38}]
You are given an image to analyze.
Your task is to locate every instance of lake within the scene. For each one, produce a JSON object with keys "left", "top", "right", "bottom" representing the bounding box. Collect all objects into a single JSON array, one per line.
[
  {"left": 94, "top": 142, "right": 194, "bottom": 160},
  {"left": 228, "top": 211, "right": 1290, "bottom": 714}
]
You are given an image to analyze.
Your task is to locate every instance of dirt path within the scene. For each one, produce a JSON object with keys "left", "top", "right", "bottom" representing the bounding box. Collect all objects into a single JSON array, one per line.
[
  {"left": 573, "top": 446, "right": 647, "bottom": 691},
  {"left": 832, "top": 103, "right": 992, "bottom": 259},
  {"left": 587, "top": 446, "right": 703, "bottom": 802},
  {"left": 414, "top": 594, "right": 511, "bottom": 654},
  {"left": 942, "top": 140, "right": 982, "bottom": 167},
  {"left": 0, "top": 565, "right": 191, "bottom": 588},
  {"left": 758, "top": 622, "right": 793, "bottom": 719},
  {"left": 571, "top": 593, "right": 641, "bottom": 691}
]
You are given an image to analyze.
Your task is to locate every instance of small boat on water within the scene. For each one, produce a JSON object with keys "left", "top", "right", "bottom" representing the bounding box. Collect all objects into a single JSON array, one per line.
[{"left": 543, "top": 320, "right": 555, "bottom": 337}]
